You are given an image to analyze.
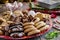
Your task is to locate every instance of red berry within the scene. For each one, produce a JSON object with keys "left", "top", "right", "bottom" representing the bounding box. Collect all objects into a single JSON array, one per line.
[{"left": 51, "top": 14, "right": 57, "bottom": 18}]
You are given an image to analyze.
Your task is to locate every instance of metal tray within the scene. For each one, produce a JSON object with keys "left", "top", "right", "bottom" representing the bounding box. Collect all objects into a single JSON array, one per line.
[{"left": 37, "top": 0, "right": 60, "bottom": 9}]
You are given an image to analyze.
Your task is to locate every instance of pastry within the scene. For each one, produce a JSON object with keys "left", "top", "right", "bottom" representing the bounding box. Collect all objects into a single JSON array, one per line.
[
  {"left": 28, "top": 30, "right": 40, "bottom": 36},
  {"left": 8, "top": 23, "right": 24, "bottom": 38},
  {"left": 23, "top": 22, "right": 34, "bottom": 26},
  {"left": 34, "top": 17, "right": 40, "bottom": 23},
  {"left": 18, "top": 32, "right": 25, "bottom": 37},
  {"left": 14, "top": 10, "right": 24, "bottom": 17},
  {"left": 0, "top": 17, "right": 6, "bottom": 22},
  {"left": 9, "top": 24, "right": 23, "bottom": 31},
  {"left": 39, "top": 25, "right": 49, "bottom": 31},
  {"left": 1, "top": 11, "right": 15, "bottom": 25},
  {"left": 44, "top": 14, "right": 50, "bottom": 19},
  {"left": 24, "top": 27, "right": 37, "bottom": 33},
  {"left": 22, "top": 10, "right": 28, "bottom": 15},
  {"left": 33, "top": 17, "right": 49, "bottom": 32},
  {"left": 35, "top": 12, "right": 50, "bottom": 20},
  {"left": 35, "top": 12, "right": 44, "bottom": 20},
  {"left": 10, "top": 33, "right": 19, "bottom": 38},
  {"left": 35, "top": 22, "right": 46, "bottom": 29},
  {"left": 2, "top": 11, "right": 11, "bottom": 21},
  {"left": 0, "top": 17, "right": 9, "bottom": 27},
  {"left": 10, "top": 27, "right": 23, "bottom": 32},
  {"left": 15, "top": 17, "right": 21, "bottom": 24},
  {"left": 0, "top": 22, "right": 9, "bottom": 27},
  {"left": 11, "top": 28, "right": 20, "bottom": 32},
  {"left": 24, "top": 25, "right": 34, "bottom": 29},
  {"left": 35, "top": 21, "right": 45, "bottom": 26},
  {"left": 0, "top": 27, "right": 3, "bottom": 30},
  {"left": 21, "top": 16, "right": 29, "bottom": 23},
  {"left": 10, "top": 32, "right": 24, "bottom": 38},
  {"left": 0, "top": 30, "right": 4, "bottom": 35},
  {"left": 7, "top": 21, "right": 14, "bottom": 24},
  {"left": 0, "top": 27, "right": 4, "bottom": 30},
  {"left": 24, "top": 22, "right": 40, "bottom": 35},
  {"left": 0, "top": 10, "right": 50, "bottom": 38}
]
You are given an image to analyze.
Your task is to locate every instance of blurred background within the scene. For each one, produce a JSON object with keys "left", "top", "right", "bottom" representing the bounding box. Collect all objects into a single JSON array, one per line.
[{"left": 0, "top": 0, "right": 35, "bottom": 3}]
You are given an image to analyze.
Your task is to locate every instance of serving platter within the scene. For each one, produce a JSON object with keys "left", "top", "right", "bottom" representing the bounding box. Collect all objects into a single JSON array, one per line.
[
  {"left": 0, "top": 3, "right": 53, "bottom": 40},
  {"left": 0, "top": 16, "right": 52, "bottom": 40}
]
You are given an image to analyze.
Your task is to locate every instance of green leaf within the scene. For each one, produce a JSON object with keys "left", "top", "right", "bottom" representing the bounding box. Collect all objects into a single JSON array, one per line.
[{"left": 45, "top": 32, "right": 59, "bottom": 40}]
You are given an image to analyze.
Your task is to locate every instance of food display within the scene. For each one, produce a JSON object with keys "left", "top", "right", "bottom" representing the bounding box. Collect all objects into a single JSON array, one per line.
[
  {"left": 0, "top": 9, "right": 51, "bottom": 38},
  {"left": 24, "top": 22, "right": 40, "bottom": 35},
  {"left": 9, "top": 24, "right": 24, "bottom": 38},
  {"left": 1, "top": 0, "right": 60, "bottom": 40},
  {"left": 35, "top": 12, "right": 50, "bottom": 20}
]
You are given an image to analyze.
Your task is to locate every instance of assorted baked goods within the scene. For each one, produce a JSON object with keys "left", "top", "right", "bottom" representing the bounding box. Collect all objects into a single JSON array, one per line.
[
  {"left": 9, "top": 23, "right": 24, "bottom": 38},
  {"left": 0, "top": 10, "right": 51, "bottom": 38},
  {"left": 35, "top": 12, "right": 50, "bottom": 20},
  {"left": 23, "top": 22, "right": 40, "bottom": 35},
  {"left": 33, "top": 17, "right": 49, "bottom": 32}
]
